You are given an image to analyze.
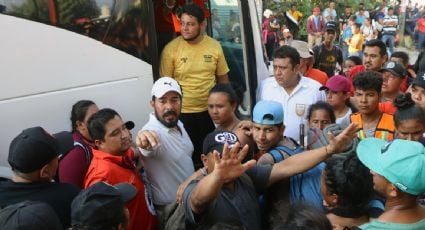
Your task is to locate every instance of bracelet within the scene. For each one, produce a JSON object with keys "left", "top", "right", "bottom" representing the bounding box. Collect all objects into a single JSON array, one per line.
[{"left": 325, "top": 145, "right": 332, "bottom": 155}]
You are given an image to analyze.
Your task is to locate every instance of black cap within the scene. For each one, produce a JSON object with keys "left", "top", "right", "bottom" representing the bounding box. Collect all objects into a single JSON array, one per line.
[
  {"left": 378, "top": 61, "right": 406, "bottom": 78},
  {"left": 71, "top": 182, "right": 137, "bottom": 230},
  {"left": 124, "top": 121, "right": 135, "bottom": 130},
  {"left": 412, "top": 72, "right": 425, "bottom": 89},
  {"left": 0, "top": 201, "right": 63, "bottom": 230},
  {"left": 8, "top": 127, "right": 74, "bottom": 173},
  {"left": 325, "top": 21, "right": 337, "bottom": 32},
  {"left": 202, "top": 130, "right": 239, "bottom": 154}
]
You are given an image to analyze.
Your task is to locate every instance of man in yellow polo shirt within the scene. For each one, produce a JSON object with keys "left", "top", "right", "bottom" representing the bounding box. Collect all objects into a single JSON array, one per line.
[
  {"left": 160, "top": 4, "right": 229, "bottom": 169},
  {"left": 286, "top": 4, "right": 303, "bottom": 39}
]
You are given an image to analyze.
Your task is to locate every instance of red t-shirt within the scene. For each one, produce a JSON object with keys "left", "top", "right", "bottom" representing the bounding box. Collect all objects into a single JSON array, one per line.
[
  {"left": 418, "top": 18, "right": 425, "bottom": 33},
  {"left": 305, "top": 68, "right": 328, "bottom": 85}
]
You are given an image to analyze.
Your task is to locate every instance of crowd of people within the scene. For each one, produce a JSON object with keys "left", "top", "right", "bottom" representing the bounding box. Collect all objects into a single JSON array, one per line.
[
  {"left": 263, "top": 1, "right": 425, "bottom": 64},
  {"left": 1, "top": 2, "right": 425, "bottom": 230}
]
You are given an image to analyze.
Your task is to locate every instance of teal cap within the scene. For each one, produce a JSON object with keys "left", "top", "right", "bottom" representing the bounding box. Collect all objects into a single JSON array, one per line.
[
  {"left": 356, "top": 138, "right": 425, "bottom": 196},
  {"left": 252, "top": 100, "right": 283, "bottom": 125}
]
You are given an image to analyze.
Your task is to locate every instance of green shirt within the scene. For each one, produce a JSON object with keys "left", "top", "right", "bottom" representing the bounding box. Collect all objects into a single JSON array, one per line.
[{"left": 360, "top": 218, "right": 425, "bottom": 230}]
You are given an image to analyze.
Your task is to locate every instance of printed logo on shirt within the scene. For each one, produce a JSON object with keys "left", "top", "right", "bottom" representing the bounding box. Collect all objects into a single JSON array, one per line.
[
  {"left": 180, "top": 57, "right": 187, "bottom": 63},
  {"left": 204, "top": 55, "right": 213, "bottom": 63}
]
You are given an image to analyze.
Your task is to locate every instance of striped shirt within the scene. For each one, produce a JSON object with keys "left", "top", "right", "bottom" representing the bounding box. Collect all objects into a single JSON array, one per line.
[{"left": 382, "top": 14, "right": 398, "bottom": 35}]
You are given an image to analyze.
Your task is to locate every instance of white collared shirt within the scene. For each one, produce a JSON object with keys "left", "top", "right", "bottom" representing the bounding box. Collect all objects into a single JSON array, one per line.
[
  {"left": 140, "top": 113, "right": 194, "bottom": 205},
  {"left": 257, "top": 76, "right": 325, "bottom": 142}
]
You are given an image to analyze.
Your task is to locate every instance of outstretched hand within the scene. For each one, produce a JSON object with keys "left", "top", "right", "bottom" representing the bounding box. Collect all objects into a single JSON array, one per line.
[
  {"left": 326, "top": 123, "right": 358, "bottom": 155},
  {"left": 136, "top": 130, "right": 160, "bottom": 150},
  {"left": 211, "top": 142, "right": 256, "bottom": 184}
]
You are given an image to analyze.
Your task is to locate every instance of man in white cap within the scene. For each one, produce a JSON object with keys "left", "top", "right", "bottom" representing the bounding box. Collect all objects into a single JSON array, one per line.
[
  {"left": 290, "top": 40, "right": 328, "bottom": 85},
  {"left": 136, "top": 77, "right": 194, "bottom": 221}
]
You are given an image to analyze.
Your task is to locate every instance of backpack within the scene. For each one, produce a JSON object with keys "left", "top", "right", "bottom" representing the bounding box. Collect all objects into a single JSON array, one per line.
[
  {"left": 268, "top": 138, "right": 303, "bottom": 163},
  {"left": 55, "top": 132, "right": 92, "bottom": 183},
  {"left": 59, "top": 140, "right": 92, "bottom": 167}
]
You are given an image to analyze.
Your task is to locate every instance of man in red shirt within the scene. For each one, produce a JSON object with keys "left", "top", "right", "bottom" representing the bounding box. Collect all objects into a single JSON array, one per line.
[
  {"left": 290, "top": 40, "right": 328, "bottom": 85},
  {"left": 84, "top": 109, "right": 158, "bottom": 230}
]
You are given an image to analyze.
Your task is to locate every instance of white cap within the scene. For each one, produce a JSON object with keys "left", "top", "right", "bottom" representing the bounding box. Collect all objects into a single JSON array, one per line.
[
  {"left": 263, "top": 9, "right": 273, "bottom": 18},
  {"left": 289, "top": 40, "right": 314, "bottom": 58},
  {"left": 151, "top": 77, "right": 182, "bottom": 98}
]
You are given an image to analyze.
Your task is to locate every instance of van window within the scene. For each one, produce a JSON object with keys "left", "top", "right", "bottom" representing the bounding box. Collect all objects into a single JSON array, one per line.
[
  {"left": 210, "top": 0, "right": 248, "bottom": 115},
  {"left": 1, "top": 0, "right": 153, "bottom": 63}
]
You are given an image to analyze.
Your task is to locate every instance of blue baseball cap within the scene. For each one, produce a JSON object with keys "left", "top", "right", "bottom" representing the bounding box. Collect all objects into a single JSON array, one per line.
[
  {"left": 252, "top": 100, "right": 283, "bottom": 125},
  {"left": 357, "top": 138, "right": 425, "bottom": 196}
]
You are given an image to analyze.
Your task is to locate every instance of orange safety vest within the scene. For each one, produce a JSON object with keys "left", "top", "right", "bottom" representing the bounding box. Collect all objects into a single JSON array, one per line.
[{"left": 350, "top": 112, "right": 395, "bottom": 141}]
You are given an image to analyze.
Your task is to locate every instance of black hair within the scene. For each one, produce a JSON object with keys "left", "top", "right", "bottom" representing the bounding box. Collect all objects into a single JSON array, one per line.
[
  {"left": 274, "top": 202, "right": 332, "bottom": 230},
  {"left": 209, "top": 83, "right": 239, "bottom": 107},
  {"left": 273, "top": 45, "right": 300, "bottom": 66},
  {"left": 390, "top": 51, "right": 409, "bottom": 66},
  {"left": 70, "top": 100, "right": 96, "bottom": 132},
  {"left": 307, "top": 101, "right": 336, "bottom": 124},
  {"left": 353, "top": 71, "right": 383, "bottom": 94},
  {"left": 87, "top": 108, "right": 120, "bottom": 141},
  {"left": 353, "top": 23, "right": 361, "bottom": 29},
  {"left": 363, "top": 39, "right": 387, "bottom": 57},
  {"left": 347, "top": 55, "right": 362, "bottom": 65},
  {"left": 180, "top": 3, "right": 205, "bottom": 23},
  {"left": 394, "top": 93, "right": 425, "bottom": 127},
  {"left": 324, "top": 154, "right": 374, "bottom": 214}
]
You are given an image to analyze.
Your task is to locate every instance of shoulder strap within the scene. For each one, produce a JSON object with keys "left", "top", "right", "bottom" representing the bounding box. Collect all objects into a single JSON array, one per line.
[
  {"left": 269, "top": 140, "right": 303, "bottom": 163},
  {"left": 73, "top": 141, "right": 92, "bottom": 167},
  {"left": 59, "top": 141, "right": 92, "bottom": 167}
]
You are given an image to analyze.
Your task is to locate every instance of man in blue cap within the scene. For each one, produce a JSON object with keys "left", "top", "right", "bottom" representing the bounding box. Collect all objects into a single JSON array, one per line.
[
  {"left": 357, "top": 138, "right": 425, "bottom": 229},
  {"left": 253, "top": 100, "right": 326, "bottom": 228},
  {"left": 182, "top": 101, "right": 358, "bottom": 229}
]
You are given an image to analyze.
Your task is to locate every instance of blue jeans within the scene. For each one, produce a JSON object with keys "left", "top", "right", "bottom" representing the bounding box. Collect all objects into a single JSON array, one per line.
[{"left": 382, "top": 34, "right": 395, "bottom": 55}]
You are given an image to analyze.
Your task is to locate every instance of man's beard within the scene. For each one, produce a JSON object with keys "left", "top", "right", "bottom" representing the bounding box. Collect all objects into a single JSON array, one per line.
[{"left": 155, "top": 110, "right": 178, "bottom": 128}]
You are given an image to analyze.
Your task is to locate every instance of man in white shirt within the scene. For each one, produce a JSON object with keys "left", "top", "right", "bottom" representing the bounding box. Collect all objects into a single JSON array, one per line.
[
  {"left": 257, "top": 45, "right": 325, "bottom": 144},
  {"left": 136, "top": 77, "right": 194, "bottom": 213}
]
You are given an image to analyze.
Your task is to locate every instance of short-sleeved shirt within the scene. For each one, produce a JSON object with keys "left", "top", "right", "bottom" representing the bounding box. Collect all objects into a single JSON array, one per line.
[
  {"left": 257, "top": 76, "right": 325, "bottom": 142},
  {"left": 313, "top": 44, "right": 343, "bottom": 78},
  {"left": 360, "top": 218, "right": 425, "bottom": 230},
  {"left": 160, "top": 35, "right": 229, "bottom": 113},
  {"left": 140, "top": 113, "right": 194, "bottom": 205},
  {"left": 183, "top": 165, "right": 272, "bottom": 230}
]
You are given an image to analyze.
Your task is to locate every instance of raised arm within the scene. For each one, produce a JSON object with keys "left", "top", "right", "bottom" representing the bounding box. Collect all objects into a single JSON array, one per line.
[
  {"left": 267, "top": 123, "right": 358, "bottom": 186},
  {"left": 189, "top": 143, "right": 256, "bottom": 214},
  {"left": 136, "top": 130, "right": 160, "bottom": 157}
]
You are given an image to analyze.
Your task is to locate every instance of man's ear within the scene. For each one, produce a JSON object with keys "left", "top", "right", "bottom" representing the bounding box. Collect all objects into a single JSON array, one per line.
[
  {"left": 94, "top": 139, "right": 103, "bottom": 149},
  {"left": 388, "top": 184, "right": 399, "bottom": 198},
  {"left": 150, "top": 100, "right": 155, "bottom": 109}
]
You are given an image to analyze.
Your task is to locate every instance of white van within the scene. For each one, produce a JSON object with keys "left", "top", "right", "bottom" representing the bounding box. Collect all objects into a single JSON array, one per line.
[{"left": 0, "top": 0, "right": 268, "bottom": 178}]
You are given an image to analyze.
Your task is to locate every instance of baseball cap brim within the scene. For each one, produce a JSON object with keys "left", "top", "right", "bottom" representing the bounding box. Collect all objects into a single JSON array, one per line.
[
  {"left": 378, "top": 68, "right": 403, "bottom": 77},
  {"left": 356, "top": 138, "right": 387, "bottom": 177},
  {"left": 114, "top": 182, "right": 137, "bottom": 202},
  {"left": 319, "top": 86, "right": 329, "bottom": 91},
  {"left": 52, "top": 131, "right": 75, "bottom": 155},
  {"left": 124, "top": 121, "right": 135, "bottom": 130}
]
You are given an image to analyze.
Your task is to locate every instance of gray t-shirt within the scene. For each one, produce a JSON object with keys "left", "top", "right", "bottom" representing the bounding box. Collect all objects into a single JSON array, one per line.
[{"left": 183, "top": 165, "right": 272, "bottom": 230}]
